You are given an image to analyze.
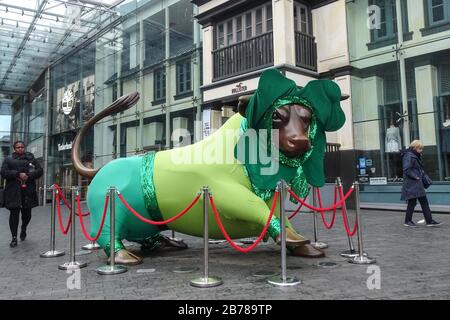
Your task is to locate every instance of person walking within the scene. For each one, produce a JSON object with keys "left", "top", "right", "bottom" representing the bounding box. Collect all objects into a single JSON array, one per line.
[
  {"left": 1, "top": 141, "right": 43, "bottom": 247},
  {"left": 401, "top": 140, "right": 441, "bottom": 227}
]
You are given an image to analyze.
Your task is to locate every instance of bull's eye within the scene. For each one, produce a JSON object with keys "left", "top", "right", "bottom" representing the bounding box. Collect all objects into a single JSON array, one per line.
[{"left": 272, "top": 111, "right": 282, "bottom": 121}]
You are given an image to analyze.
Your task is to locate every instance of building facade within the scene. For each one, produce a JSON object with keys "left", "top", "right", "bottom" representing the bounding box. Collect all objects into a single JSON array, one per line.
[
  {"left": 44, "top": 0, "right": 201, "bottom": 199},
  {"left": 346, "top": 0, "right": 450, "bottom": 207},
  {"left": 193, "top": 0, "right": 354, "bottom": 186},
  {"left": 194, "top": 0, "right": 450, "bottom": 209}
]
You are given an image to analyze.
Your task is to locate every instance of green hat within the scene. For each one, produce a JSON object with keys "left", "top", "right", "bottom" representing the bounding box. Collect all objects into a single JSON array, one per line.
[{"left": 240, "top": 68, "right": 346, "bottom": 187}]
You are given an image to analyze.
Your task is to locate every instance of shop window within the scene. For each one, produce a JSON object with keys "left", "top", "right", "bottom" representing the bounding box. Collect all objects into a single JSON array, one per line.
[
  {"left": 367, "top": 0, "right": 411, "bottom": 50},
  {"left": 176, "top": 60, "right": 192, "bottom": 96},
  {"left": 153, "top": 68, "right": 166, "bottom": 102},
  {"left": 421, "top": 0, "right": 450, "bottom": 35},
  {"left": 427, "top": 0, "right": 448, "bottom": 25},
  {"left": 215, "top": 3, "right": 273, "bottom": 49},
  {"left": 294, "top": 2, "right": 311, "bottom": 34}
]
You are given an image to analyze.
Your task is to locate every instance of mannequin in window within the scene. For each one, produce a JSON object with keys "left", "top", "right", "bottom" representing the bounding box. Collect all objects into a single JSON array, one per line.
[{"left": 386, "top": 123, "right": 401, "bottom": 153}]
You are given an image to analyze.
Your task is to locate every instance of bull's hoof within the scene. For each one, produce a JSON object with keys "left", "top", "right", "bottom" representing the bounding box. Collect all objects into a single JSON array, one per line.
[
  {"left": 108, "top": 249, "right": 143, "bottom": 265},
  {"left": 276, "top": 228, "right": 310, "bottom": 247},
  {"left": 289, "top": 244, "right": 325, "bottom": 258},
  {"left": 162, "top": 235, "right": 188, "bottom": 250},
  {"left": 140, "top": 234, "right": 188, "bottom": 252}
]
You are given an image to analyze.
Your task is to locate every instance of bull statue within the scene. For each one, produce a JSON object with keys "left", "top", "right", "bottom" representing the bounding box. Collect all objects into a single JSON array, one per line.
[{"left": 71, "top": 69, "right": 348, "bottom": 265}]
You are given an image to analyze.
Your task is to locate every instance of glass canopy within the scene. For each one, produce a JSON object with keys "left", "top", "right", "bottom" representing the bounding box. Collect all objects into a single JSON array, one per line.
[{"left": 0, "top": 0, "right": 125, "bottom": 94}]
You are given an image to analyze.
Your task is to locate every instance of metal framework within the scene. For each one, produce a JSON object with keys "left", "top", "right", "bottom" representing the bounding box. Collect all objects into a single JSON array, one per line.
[{"left": 0, "top": 0, "right": 124, "bottom": 93}]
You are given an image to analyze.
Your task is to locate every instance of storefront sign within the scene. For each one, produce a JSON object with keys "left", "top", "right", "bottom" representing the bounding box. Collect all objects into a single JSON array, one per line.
[
  {"left": 61, "top": 89, "right": 75, "bottom": 115},
  {"left": 58, "top": 142, "right": 73, "bottom": 151},
  {"left": 231, "top": 83, "right": 247, "bottom": 94},
  {"left": 369, "top": 177, "right": 388, "bottom": 185}
]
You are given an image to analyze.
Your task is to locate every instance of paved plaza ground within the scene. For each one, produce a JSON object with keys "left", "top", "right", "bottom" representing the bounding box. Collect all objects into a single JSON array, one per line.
[{"left": 1, "top": 202, "right": 450, "bottom": 300}]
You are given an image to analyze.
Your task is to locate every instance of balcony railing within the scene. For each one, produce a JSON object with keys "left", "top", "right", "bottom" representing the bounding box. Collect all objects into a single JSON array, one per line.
[
  {"left": 212, "top": 32, "right": 274, "bottom": 81},
  {"left": 295, "top": 31, "right": 317, "bottom": 71}
]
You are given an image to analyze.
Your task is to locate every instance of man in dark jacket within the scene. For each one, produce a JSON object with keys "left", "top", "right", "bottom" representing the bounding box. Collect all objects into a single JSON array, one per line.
[
  {"left": 401, "top": 140, "right": 440, "bottom": 227},
  {"left": 1, "top": 141, "right": 43, "bottom": 247}
]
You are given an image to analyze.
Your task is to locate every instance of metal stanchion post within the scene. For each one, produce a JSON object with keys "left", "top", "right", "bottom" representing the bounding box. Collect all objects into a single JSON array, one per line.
[
  {"left": 348, "top": 182, "right": 376, "bottom": 265},
  {"left": 190, "top": 186, "right": 222, "bottom": 287},
  {"left": 337, "top": 177, "right": 367, "bottom": 258},
  {"left": 97, "top": 187, "right": 127, "bottom": 275},
  {"left": 268, "top": 180, "right": 301, "bottom": 286},
  {"left": 59, "top": 187, "right": 87, "bottom": 270},
  {"left": 40, "top": 185, "right": 65, "bottom": 258},
  {"left": 311, "top": 187, "right": 328, "bottom": 249}
]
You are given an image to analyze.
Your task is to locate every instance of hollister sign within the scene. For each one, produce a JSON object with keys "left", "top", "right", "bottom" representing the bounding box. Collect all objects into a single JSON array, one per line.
[{"left": 232, "top": 83, "right": 247, "bottom": 94}]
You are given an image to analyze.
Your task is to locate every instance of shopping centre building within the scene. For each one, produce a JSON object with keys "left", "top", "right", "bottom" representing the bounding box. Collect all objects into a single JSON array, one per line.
[{"left": 1, "top": 0, "right": 449, "bottom": 209}]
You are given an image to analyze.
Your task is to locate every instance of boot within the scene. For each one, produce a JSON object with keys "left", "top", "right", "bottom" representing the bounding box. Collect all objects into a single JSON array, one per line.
[{"left": 10, "top": 237, "right": 18, "bottom": 248}]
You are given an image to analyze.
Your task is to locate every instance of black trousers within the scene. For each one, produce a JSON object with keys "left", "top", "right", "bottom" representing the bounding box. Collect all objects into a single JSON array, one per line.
[
  {"left": 9, "top": 208, "right": 32, "bottom": 238},
  {"left": 405, "top": 196, "right": 433, "bottom": 224}
]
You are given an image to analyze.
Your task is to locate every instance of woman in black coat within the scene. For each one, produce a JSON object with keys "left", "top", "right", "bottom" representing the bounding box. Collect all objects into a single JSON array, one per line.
[
  {"left": 401, "top": 140, "right": 440, "bottom": 227},
  {"left": 1, "top": 141, "right": 43, "bottom": 247}
]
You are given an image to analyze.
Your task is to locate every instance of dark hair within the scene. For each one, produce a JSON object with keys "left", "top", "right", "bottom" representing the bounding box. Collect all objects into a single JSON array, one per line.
[{"left": 13, "top": 141, "right": 26, "bottom": 148}]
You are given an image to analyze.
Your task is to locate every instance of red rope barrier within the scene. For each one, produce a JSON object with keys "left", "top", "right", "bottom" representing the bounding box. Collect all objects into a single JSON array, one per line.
[
  {"left": 338, "top": 185, "right": 358, "bottom": 237},
  {"left": 288, "top": 194, "right": 308, "bottom": 220},
  {"left": 54, "top": 184, "right": 71, "bottom": 210},
  {"left": 53, "top": 184, "right": 89, "bottom": 216},
  {"left": 76, "top": 195, "right": 109, "bottom": 242},
  {"left": 56, "top": 191, "right": 71, "bottom": 235},
  {"left": 317, "top": 186, "right": 338, "bottom": 229},
  {"left": 288, "top": 186, "right": 354, "bottom": 212},
  {"left": 209, "top": 191, "right": 279, "bottom": 253},
  {"left": 117, "top": 192, "right": 201, "bottom": 225}
]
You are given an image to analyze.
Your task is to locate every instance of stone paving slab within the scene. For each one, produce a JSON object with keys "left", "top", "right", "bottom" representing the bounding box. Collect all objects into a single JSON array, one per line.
[{"left": 1, "top": 204, "right": 450, "bottom": 300}]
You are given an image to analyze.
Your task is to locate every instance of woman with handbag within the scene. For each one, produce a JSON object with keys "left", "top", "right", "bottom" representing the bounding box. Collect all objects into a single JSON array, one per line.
[
  {"left": 0, "top": 141, "right": 43, "bottom": 247},
  {"left": 401, "top": 140, "right": 441, "bottom": 227}
]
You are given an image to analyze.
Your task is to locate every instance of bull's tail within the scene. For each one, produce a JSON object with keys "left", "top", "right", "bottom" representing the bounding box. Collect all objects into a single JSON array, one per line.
[{"left": 71, "top": 92, "right": 140, "bottom": 179}]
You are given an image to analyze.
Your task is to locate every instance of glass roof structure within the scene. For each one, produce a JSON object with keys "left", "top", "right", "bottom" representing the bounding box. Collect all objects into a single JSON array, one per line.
[{"left": 0, "top": 0, "right": 125, "bottom": 94}]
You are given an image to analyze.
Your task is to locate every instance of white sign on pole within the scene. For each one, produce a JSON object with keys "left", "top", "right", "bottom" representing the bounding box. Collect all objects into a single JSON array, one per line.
[{"left": 202, "top": 109, "right": 211, "bottom": 138}]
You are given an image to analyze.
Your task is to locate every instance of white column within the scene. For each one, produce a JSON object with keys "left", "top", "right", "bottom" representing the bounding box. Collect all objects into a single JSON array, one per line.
[
  {"left": 165, "top": 6, "right": 171, "bottom": 149},
  {"left": 272, "top": 0, "right": 295, "bottom": 66},
  {"left": 138, "top": 19, "right": 145, "bottom": 151},
  {"left": 193, "top": 4, "right": 202, "bottom": 143},
  {"left": 202, "top": 25, "right": 214, "bottom": 85},
  {"left": 352, "top": 76, "right": 383, "bottom": 151},
  {"left": 331, "top": 75, "right": 354, "bottom": 150},
  {"left": 415, "top": 65, "right": 438, "bottom": 146}
]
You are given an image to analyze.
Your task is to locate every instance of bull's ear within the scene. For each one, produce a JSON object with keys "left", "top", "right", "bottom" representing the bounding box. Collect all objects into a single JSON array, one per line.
[
  {"left": 238, "top": 95, "right": 252, "bottom": 117},
  {"left": 341, "top": 94, "right": 350, "bottom": 101}
]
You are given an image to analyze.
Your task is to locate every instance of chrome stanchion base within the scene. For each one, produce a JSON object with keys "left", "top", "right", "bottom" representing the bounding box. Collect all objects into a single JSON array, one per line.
[
  {"left": 348, "top": 255, "right": 376, "bottom": 265},
  {"left": 82, "top": 243, "right": 101, "bottom": 250},
  {"left": 340, "top": 249, "right": 367, "bottom": 258},
  {"left": 267, "top": 276, "right": 301, "bottom": 286},
  {"left": 311, "top": 241, "right": 328, "bottom": 249},
  {"left": 208, "top": 240, "right": 226, "bottom": 244},
  {"left": 40, "top": 250, "right": 65, "bottom": 258},
  {"left": 253, "top": 270, "right": 279, "bottom": 278},
  {"left": 315, "top": 262, "right": 338, "bottom": 269},
  {"left": 58, "top": 261, "right": 87, "bottom": 270},
  {"left": 190, "top": 276, "right": 223, "bottom": 288},
  {"left": 97, "top": 265, "right": 127, "bottom": 275},
  {"left": 238, "top": 238, "right": 256, "bottom": 244},
  {"left": 172, "top": 267, "right": 199, "bottom": 274}
]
